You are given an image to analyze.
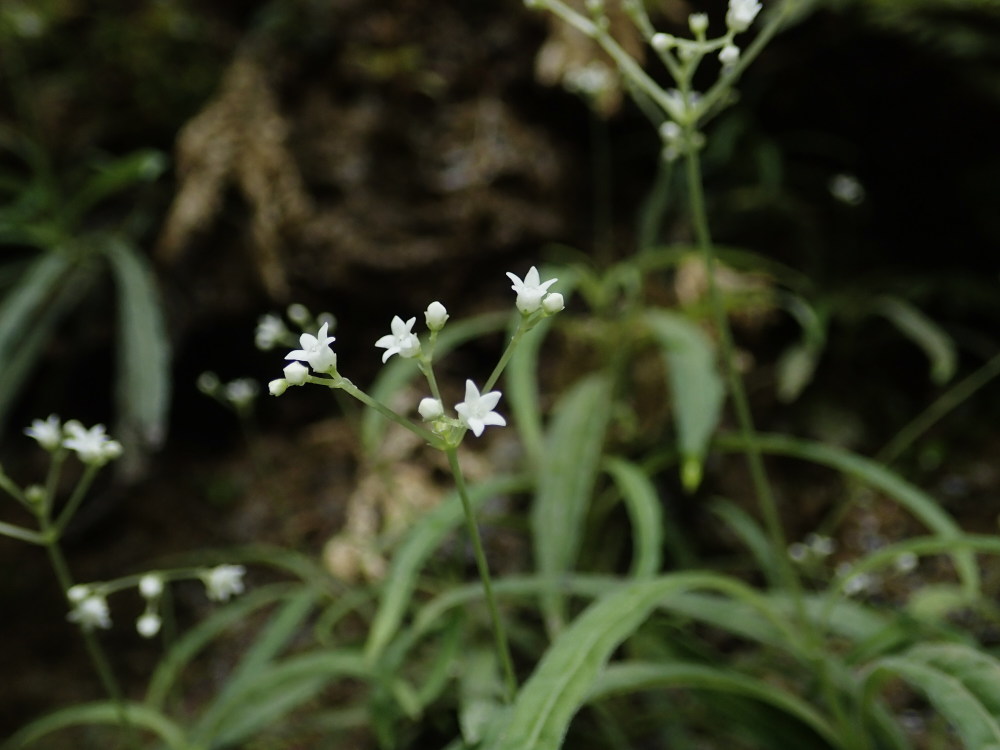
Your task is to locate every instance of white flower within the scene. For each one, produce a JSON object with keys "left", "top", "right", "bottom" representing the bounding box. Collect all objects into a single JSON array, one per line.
[
  {"left": 542, "top": 292, "right": 565, "bottom": 314},
  {"left": 203, "top": 564, "right": 246, "bottom": 602},
  {"left": 286, "top": 303, "right": 310, "bottom": 325},
  {"left": 62, "top": 422, "right": 123, "bottom": 466},
  {"left": 138, "top": 574, "right": 163, "bottom": 599},
  {"left": 418, "top": 397, "right": 444, "bottom": 421},
  {"left": 425, "top": 301, "right": 449, "bottom": 331},
  {"left": 24, "top": 415, "right": 62, "bottom": 450},
  {"left": 375, "top": 316, "right": 421, "bottom": 363},
  {"left": 68, "top": 594, "right": 111, "bottom": 630},
  {"left": 455, "top": 380, "right": 506, "bottom": 437},
  {"left": 268, "top": 379, "right": 288, "bottom": 396},
  {"left": 136, "top": 612, "right": 162, "bottom": 638},
  {"left": 67, "top": 584, "right": 91, "bottom": 603},
  {"left": 285, "top": 322, "right": 337, "bottom": 374},
  {"left": 719, "top": 44, "right": 740, "bottom": 67},
  {"left": 726, "top": 0, "right": 761, "bottom": 33},
  {"left": 224, "top": 379, "right": 259, "bottom": 408},
  {"left": 283, "top": 361, "right": 309, "bottom": 386},
  {"left": 829, "top": 173, "right": 865, "bottom": 206},
  {"left": 506, "top": 266, "right": 558, "bottom": 314},
  {"left": 255, "top": 314, "right": 288, "bottom": 350}
]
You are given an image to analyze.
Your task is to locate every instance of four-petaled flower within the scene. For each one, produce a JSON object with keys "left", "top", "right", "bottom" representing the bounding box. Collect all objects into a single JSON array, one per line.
[
  {"left": 455, "top": 380, "right": 506, "bottom": 437},
  {"left": 24, "top": 415, "right": 62, "bottom": 450},
  {"left": 375, "top": 316, "right": 421, "bottom": 363},
  {"left": 68, "top": 594, "right": 112, "bottom": 630},
  {"left": 202, "top": 564, "right": 246, "bottom": 602},
  {"left": 285, "top": 322, "right": 337, "bottom": 374},
  {"left": 726, "top": 0, "right": 761, "bottom": 32},
  {"left": 506, "top": 266, "right": 559, "bottom": 314},
  {"left": 62, "top": 422, "right": 123, "bottom": 466}
]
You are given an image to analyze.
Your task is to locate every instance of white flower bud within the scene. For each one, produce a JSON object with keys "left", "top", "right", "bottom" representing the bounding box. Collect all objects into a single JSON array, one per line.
[
  {"left": 197, "top": 372, "right": 220, "bottom": 395},
  {"left": 542, "top": 292, "right": 565, "bottom": 314},
  {"left": 286, "top": 303, "right": 310, "bottom": 325},
  {"left": 651, "top": 33, "right": 673, "bottom": 52},
  {"left": 688, "top": 13, "right": 708, "bottom": 35},
  {"left": 719, "top": 44, "right": 740, "bottom": 67},
  {"left": 268, "top": 379, "right": 289, "bottom": 396},
  {"left": 418, "top": 397, "right": 445, "bottom": 421},
  {"left": 136, "top": 612, "right": 162, "bottom": 638},
  {"left": 67, "top": 585, "right": 90, "bottom": 603},
  {"left": 139, "top": 574, "right": 163, "bottom": 599},
  {"left": 726, "top": 0, "right": 762, "bottom": 33},
  {"left": 25, "top": 485, "right": 46, "bottom": 504},
  {"left": 283, "top": 362, "right": 310, "bottom": 386},
  {"left": 424, "top": 301, "right": 449, "bottom": 331}
]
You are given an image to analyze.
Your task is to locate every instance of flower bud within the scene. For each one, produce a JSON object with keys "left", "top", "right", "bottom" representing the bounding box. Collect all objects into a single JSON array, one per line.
[
  {"left": 283, "top": 361, "right": 310, "bottom": 386},
  {"left": 25, "top": 485, "right": 46, "bottom": 505},
  {"left": 542, "top": 292, "right": 565, "bottom": 314},
  {"left": 67, "top": 585, "right": 90, "bottom": 603},
  {"left": 418, "top": 397, "right": 445, "bottom": 421},
  {"left": 136, "top": 612, "right": 162, "bottom": 638},
  {"left": 651, "top": 33, "right": 673, "bottom": 52},
  {"left": 688, "top": 13, "right": 708, "bottom": 35},
  {"left": 268, "top": 379, "right": 289, "bottom": 396},
  {"left": 719, "top": 44, "right": 740, "bottom": 67},
  {"left": 286, "top": 303, "right": 310, "bottom": 325},
  {"left": 425, "top": 301, "right": 449, "bottom": 331},
  {"left": 139, "top": 574, "right": 163, "bottom": 599}
]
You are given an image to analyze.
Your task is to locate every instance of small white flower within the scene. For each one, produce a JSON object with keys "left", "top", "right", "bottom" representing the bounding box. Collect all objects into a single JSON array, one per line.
[
  {"left": 62, "top": 422, "right": 123, "bottom": 466},
  {"left": 719, "top": 43, "right": 740, "bottom": 67},
  {"left": 425, "top": 301, "right": 449, "bottom": 331},
  {"left": 68, "top": 594, "right": 112, "bottom": 630},
  {"left": 285, "top": 322, "right": 337, "bottom": 374},
  {"left": 542, "top": 292, "right": 565, "bottom": 314},
  {"left": 651, "top": 33, "right": 674, "bottom": 52},
  {"left": 224, "top": 379, "right": 259, "bottom": 409},
  {"left": 197, "top": 371, "right": 220, "bottom": 395},
  {"left": 268, "top": 379, "right": 288, "bottom": 396},
  {"left": 24, "top": 415, "right": 62, "bottom": 450},
  {"left": 375, "top": 316, "right": 421, "bottom": 363},
  {"left": 67, "top": 584, "right": 91, "bottom": 603},
  {"left": 139, "top": 574, "right": 163, "bottom": 600},
  {"left": 418, "top": 397, "right": 444, "bottom": 421},
  {"left": 203, "top": 564, "right": 246, "bottom": 602},
  {"left": 283, "top": 361, "right": 309, "bottom": 386},
  {"left": 506, "top": 266, "right": 558, "bottom": 314},
  {"left": 829, "top": 173, "right": 865, "bottom": 206},
  {"left": 255, "top": 314, "right": 288, "bottom": 350},
  {"left": 455, "top": 380, "right": 506, "bottom": 437},
  {"left": 726, "top": 0, "right": 762, "bottom": 33},
  {"left": 688, "top": 13, "right": 708, "bottom": 35},
  {"left": 286, "top": 303, "right": 310, "bottom": 325},
  {"left": 136, "top": 612, "right": 162, "bottom": 638}
]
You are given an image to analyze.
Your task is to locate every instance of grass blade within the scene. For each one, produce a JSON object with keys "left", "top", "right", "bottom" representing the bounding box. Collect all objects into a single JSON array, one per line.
[
  {"left": 602, "top": 457, "right": 664, "bottom": 578},
  {"left": 2, "top": 701, "right": 187, "bottom": 750}
]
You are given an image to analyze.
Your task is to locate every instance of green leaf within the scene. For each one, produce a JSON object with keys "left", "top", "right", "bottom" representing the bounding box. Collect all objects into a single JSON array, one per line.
[
  {"left": 717, "top": 432, "right": 980, "bottom": 597},
  {"left": 643, "top": 309, "right": 725, "bottom": 491},
  {"left": 602, "top": 457, "right": 664, "bottom": 578},
  {"left": 866, "top": 643, "right": 1000, "bottom": 749},
  {"left": 589, "top": 661, "right": 839, "bottom": 746},
  {"left": 364, "top": 474, "right": 528, "bottom": 663},
  {"left": 873, "top": 296, "right": 956, "bottom": 385},
  {"left": 532, "top": 373, "right": 613, "bottom": 633},
  {"left": 485, "top": 575, "right": 714, "bottom": 750},
  {"left": 3, "top": 701, "right": 187, "bottom": 749},
  {"left": 709, "top": 499, "right": 782, "bottom": 587},
  {"left": 459, "top": 649, "right": 506, "bottom": 745},
  {"left": 102, "top": 238, "right": 171, "bottom": 462}
]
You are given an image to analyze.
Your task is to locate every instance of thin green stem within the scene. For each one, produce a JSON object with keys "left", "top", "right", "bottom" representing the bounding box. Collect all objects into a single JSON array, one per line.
[
  {"left": 54, "top": 463, "right": 101, "bottom": 534},
  {"left": 445, "top": 447, "right": 517, "bottom": 703},
  {"left": 331, "top": 377, "right": 440, "bottom": 445}
]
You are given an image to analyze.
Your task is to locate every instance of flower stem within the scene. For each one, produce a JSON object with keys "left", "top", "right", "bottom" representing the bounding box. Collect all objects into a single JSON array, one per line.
[
  {"left": 332, "top": 377, "right": 440, "bottom": 446},
  {"left": 445, "top": 446, "right": 517, "bottom": 702}
]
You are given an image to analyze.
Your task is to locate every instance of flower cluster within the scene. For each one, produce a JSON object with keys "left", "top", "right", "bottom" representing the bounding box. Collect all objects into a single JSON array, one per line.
[
  {"left": 268, "top": 267, "right": 562, "bottom": 443},
  {"left": 64, "top": 565, "right": 248, "bottom": 637},
  {"left": 24, "top": 416, "right": 123, "bottom": 467}
]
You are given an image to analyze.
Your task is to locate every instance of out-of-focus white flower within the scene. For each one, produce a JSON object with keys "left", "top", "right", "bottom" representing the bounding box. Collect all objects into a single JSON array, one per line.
[
  {"left": 136, "top": 612, "right": 162, "bottom": 638},
  {"left": 283, "top": 361, "right": 309, "bottom": 386},
  {"left": 424, "top": 301, "right": 449, "bottom": 331},
  {"left": 255, "top": 314, "right": 288, "bottom": 350},
  {"left": 197, "top": 371, "right": 221, "bottom": 395},
  {"left": 139, "top": 574, "right": 163, "bottom": 600},
  {"left": 203, "top": 565, "right": 246, "bottom": 602},
  {"left": 375, "top": 316, "right": 421, "bottom": 363},
  {"left": 418, "top": 397, "right": 445, "bottom": 421},
  {"left": 285, "top": 322, "right": 337, "bottom": 374},
  {"left": 67, "top": 585, "right": 91, "bottom": 603},
  {"left": 895, "top": 552, "right": 918, "bottom": 574},
  {"left": 62, "top": 422, "right": 123, "bottom": 466},
  {"left": 24, "top": 415, "right": 62, "bottom": 450},
  {"left": 726, "top": 0, "right": 761, "bottom": 33},
  {"left": 506, "top": 266, "right": 558, "bottom": 314},
  {"left": 286, "top": 303, "right": 310, "bottom": 325},
  {"left": 223, "top": 379, "right": 259, "bottom": 409},
  {"left": 455, "top": 380, "right": 506, "bottom": 437},
  {"left": 68, "top": 594, "right": 112, "bottom": 630},
  {"left": 829, "top": 173, "right": 865, "bottom": 206}
]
